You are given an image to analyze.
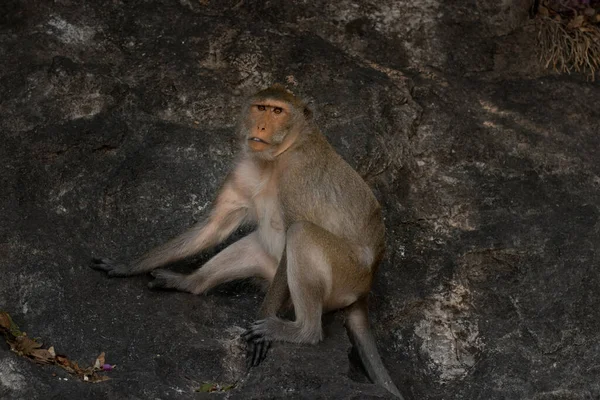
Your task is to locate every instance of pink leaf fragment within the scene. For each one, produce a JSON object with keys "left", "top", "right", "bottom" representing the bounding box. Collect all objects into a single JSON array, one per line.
[{"left": 101, "top": 364, "right": 114, "bottom": 371}]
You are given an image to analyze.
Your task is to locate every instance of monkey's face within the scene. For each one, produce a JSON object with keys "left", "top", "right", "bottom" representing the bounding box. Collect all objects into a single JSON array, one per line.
[{"left": 245, "top": 99, "right": 293, "bottom": 154}]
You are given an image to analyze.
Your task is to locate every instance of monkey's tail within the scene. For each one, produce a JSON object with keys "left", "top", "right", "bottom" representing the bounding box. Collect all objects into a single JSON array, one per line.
[{"left": 344, "top": 298, "right": 405, "bottom": 399}]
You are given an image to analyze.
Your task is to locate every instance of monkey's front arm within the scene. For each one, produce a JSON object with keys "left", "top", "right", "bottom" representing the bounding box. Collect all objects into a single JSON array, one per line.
[{"left": 91, "top": 176, "right": 251, "bottom": 277}]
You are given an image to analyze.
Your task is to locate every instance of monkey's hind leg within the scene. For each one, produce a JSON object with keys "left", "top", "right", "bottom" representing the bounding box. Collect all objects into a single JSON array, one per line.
[
  {"left": 244, "top": 222, "right": 363, "bottom": 364},
  {"left": 148, "top": 232, "right": 278, "bottom": 294}
]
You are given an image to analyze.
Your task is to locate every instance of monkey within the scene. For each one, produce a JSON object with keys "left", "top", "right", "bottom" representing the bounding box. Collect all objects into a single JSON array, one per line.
[{"left": 91, "top": 84, "right": 404, "bottom": 399}]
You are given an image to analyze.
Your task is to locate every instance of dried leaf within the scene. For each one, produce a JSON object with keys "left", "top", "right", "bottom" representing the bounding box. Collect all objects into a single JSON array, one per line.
[
  {"left": 221, "top": 384, "right": 236, "bottom": 391},
  {"left": 72, "top": 361, "right": 82, "bottom": 373},
  {"left": 0, "top": 311, "right": 23, "bottom": 337},
  {"left": 195, "top": 382, "right": 236, "bottom": 393},
  {"left": 196, "top": 383, "right": 218, "bottom": 393},
  {"left": 61, "top": 365, "right": 76, "bottom": 374},
  {"left": 15, "top": 335, "right": 43, "bottom": 355},
  {"left": 0, "top": 312, "right": 11, "bottom": 330},
  {"left": 56, "top": 355, "right": 71, "bottom": 367},
  {"left": 29, "top": 348, "right": 55, "bottom": 364},
  {"left": 94, "top": 352, "right": 105, "bottom": 370},
  {"left": 539, "top": 5, "right": 550, "bottom": 17},
  {"left": 0, "top": 311, "right": 112, "bottom": 384}
]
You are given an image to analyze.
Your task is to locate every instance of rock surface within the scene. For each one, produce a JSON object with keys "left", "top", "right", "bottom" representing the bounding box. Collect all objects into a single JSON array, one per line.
[{"left": 1, "top": 0, "right": 599, "bottom": 399}]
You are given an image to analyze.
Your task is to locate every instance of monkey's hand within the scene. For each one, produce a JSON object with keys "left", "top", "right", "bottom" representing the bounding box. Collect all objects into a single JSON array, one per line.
[
  {"left": 243, "top": 319, "right": 273, "bottom": 368},
  {"left": 90, "top": 258, "right": 136, "bottom": 277}
]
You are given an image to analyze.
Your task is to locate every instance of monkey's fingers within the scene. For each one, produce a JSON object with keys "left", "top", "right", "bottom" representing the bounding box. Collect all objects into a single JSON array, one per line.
[
  {"left": 246, "top": 342, "right": 262, "bottom": 369},
  {"left": 90, "top": 258, "right": 132, "bottom": 277},
  {"left": 251, "top": 340, "right": 264, "bottom": 366},
  {"left": 257, "top": 339, "right": 271, "bottom": 365},
  {"left": 245, "top": 341, "right": 256, "bottom": 369},
  {"left": 242, "top": 319, "right": 269, "bottom": 340},
  {"left": 244, "top": 337, "right": 271, "bottom": 367},
  {"left": 242, "top": 321, "right": 272, "bottom": 367},
  {"left": 242, "top": 327, "right": 262, "bottom": 342}
]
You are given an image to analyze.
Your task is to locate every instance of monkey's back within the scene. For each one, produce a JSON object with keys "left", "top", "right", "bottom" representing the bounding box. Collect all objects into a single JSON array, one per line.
[{"left": 278, "top": 132, "right": 385, "bottom": 261}]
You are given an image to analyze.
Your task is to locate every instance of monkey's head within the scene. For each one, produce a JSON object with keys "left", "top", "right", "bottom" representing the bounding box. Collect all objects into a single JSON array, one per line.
[{"left": 241, "top": 84, "right": 313, "bottom": 160}]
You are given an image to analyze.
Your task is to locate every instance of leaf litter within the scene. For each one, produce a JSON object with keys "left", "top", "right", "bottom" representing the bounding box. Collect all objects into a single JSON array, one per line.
[
  {"left": 535, "top": 0, "right": 600, "bottom": 80},
  {"left": 0, "top": 310, "right": 114, "bottom": 383}
]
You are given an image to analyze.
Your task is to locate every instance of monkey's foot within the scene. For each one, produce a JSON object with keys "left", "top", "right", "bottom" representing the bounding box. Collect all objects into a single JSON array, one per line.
[
  {"left": 243, "top": 319, "right": 273, "bottom": 367},
  {"left": 90, "top": 258, "right": 134, "bottom": 277},
  {"left": 148, "top": 269, "right": 185, "bottom": 290}
]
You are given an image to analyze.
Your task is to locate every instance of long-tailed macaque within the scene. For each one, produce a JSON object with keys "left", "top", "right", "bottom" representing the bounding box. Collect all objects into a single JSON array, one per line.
[{"left": 91, "top": 84, "right": 404, "bottom": 398}]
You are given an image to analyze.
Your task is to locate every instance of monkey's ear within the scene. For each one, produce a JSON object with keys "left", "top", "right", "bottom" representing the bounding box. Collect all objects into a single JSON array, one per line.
[{"left": 303, "top": 106, "right": 313, "bottom": 120}]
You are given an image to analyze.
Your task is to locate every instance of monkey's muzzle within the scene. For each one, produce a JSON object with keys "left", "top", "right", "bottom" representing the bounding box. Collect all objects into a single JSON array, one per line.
[{"left": 249, "top": 137, "right": 269, "bottom": 144}]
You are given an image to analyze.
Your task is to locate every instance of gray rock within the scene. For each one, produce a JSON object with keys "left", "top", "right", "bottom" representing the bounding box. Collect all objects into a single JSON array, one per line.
[{"left": 1, "top": 0, "right": 599, "bottom": 399}]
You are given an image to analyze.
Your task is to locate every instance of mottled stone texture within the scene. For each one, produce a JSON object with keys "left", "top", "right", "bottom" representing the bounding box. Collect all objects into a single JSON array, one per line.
[{"left": 1, "top": 1, "right": 599, "bottom": 399}]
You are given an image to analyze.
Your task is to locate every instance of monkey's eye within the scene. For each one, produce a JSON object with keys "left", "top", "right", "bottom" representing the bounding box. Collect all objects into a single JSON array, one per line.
[
  {"left": 273, "top": 107, "right": 282, "bottom": 114},
  {"left": 257, "top": 105, "right": 266, "bottom": 111}
]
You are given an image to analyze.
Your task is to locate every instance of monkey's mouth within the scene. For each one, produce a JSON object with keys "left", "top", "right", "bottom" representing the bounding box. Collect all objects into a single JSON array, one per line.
[{"left": 248, "top": 137, "right": 270, "bottom": 144}]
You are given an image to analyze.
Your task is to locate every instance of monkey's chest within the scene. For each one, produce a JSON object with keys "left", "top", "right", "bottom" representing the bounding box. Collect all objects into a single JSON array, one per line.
[{"left": 253, "top": 191, "right": 285, "bottom": 260}]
